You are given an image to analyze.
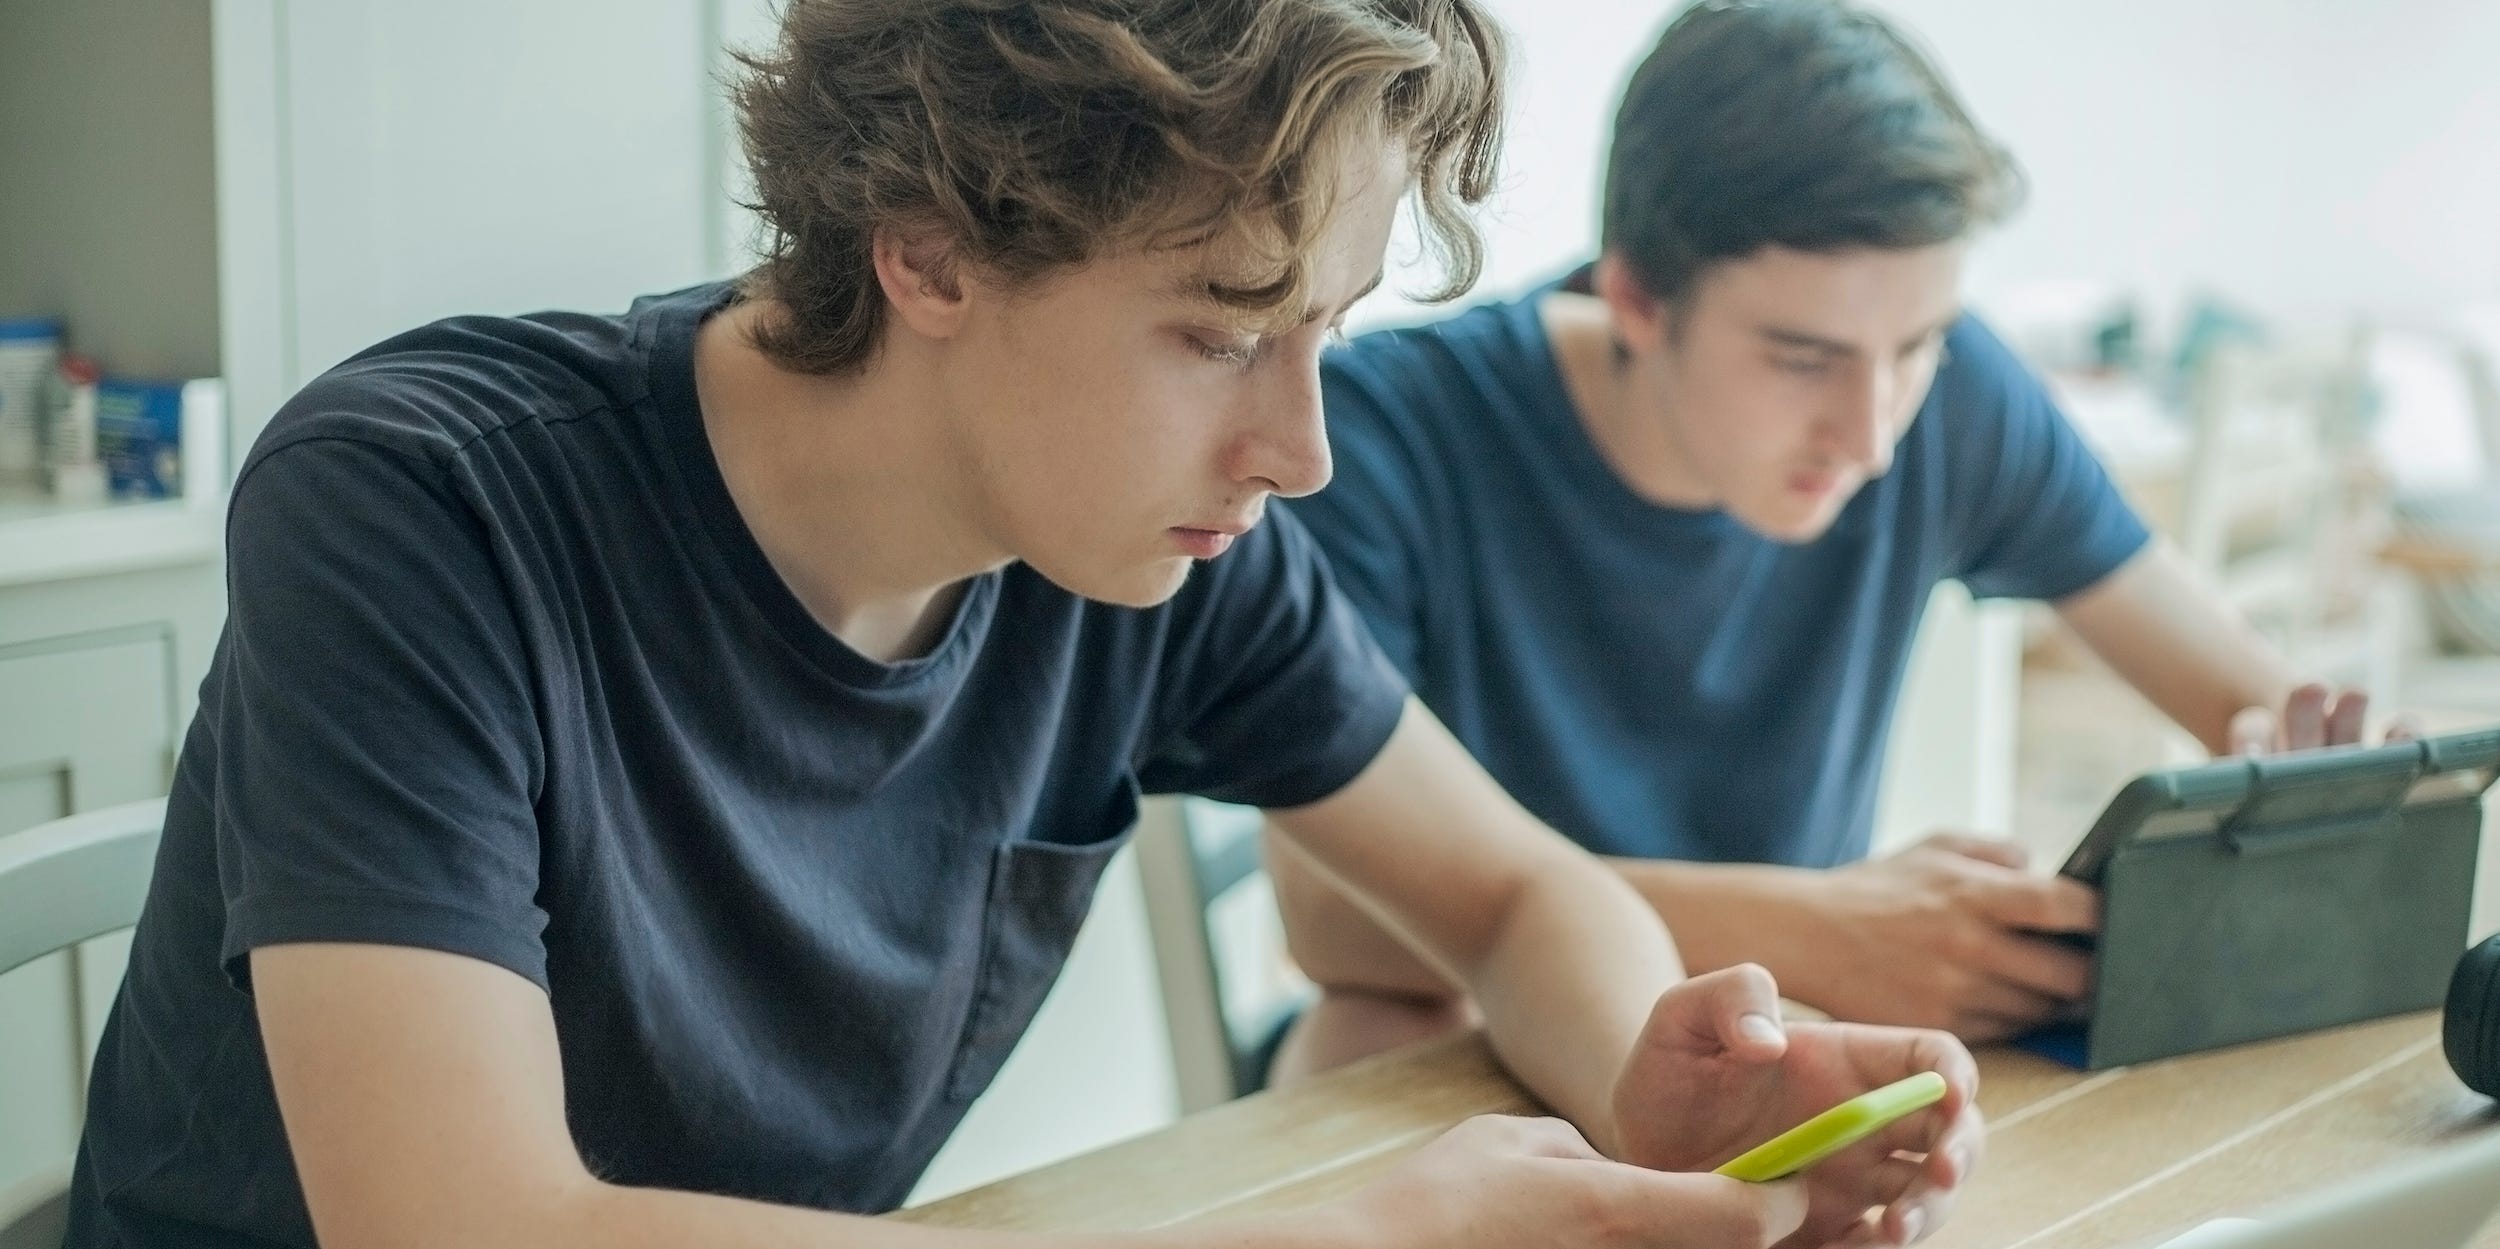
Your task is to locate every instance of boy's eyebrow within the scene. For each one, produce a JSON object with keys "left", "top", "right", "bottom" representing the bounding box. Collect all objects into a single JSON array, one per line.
[
  {"left": 1166, "top": 268, "right": 1386, "bottom": 327},
  {"left": 1755, "top": 313, "right": 1959, "bottom": 357}
]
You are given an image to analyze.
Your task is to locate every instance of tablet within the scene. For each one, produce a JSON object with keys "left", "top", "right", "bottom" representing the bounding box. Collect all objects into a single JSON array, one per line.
[
  {"left": 2023, "top": 724, "right": 2500, "bottom": 1069},
  {"left": 2057, "top": 727, "right": 2500, "bottom": 888}
]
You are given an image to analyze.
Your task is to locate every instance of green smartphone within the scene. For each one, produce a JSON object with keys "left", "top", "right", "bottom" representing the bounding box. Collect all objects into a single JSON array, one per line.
[{"left": 1713, "top": 1072, "right": 1949, "bottom": 1183}]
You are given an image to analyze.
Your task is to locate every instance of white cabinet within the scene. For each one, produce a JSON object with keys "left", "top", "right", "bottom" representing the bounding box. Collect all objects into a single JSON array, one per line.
[
  {"left": 0, "top": 602, "right": 202, "bottom": 1200},
  {"left": 0, "top": 0, "right": 735, "bottom": 1207}
]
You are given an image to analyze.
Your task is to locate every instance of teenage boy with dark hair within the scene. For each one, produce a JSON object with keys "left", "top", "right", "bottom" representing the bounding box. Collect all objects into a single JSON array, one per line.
[
  {"left": 1271, "top": 0, "right": 2390, "bottom": 1074},
  {"left": 65, "top": 3, "right": 1978, "bottom": 1249}
]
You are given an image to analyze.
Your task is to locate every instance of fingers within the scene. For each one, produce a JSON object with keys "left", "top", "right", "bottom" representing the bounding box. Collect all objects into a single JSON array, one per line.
[
  {"left": 1888, "top": 1102, "right": 1982, "bottom": 1245},
  {"left": 1813, "top": 1151, "right": 1924, "bottom": 1218},
  {"left": 2323, "top": 688, "right": 2369, "bottom": 746},
  {"left": 1948, "top": 986, "right": 2065, "bottom": 1040},
  {"left": 2386, "top": 712, "right": 2424, "bottom": 744},
  {"left": 1969, "top": 872, "right": 2100, "bottom": 936},
  {"left": 1845, "top": 1105, "right": 1981, "bottom": 1246},
  {"left": 1916, "top": 833, "right": 2028, "bottom": 870},
  {"left": 1881, "top": 1189, "right": 1948, "bottom": 1246},
  {"left": 1975, "top": 929, "right": 2096, "bottom": 1001},
  {"left": 2282, "top": 683, "right": 2330, "bottom": 751},
  {"left": 1948, "top": 1011, "right": 2037, "bottom": 1044},
  {"left": 2234, "top": 686, "right": 2386, "bottom": 756},
  {"left": 1796, "top": 1116, "right": 1972, "bottom": 1247}
]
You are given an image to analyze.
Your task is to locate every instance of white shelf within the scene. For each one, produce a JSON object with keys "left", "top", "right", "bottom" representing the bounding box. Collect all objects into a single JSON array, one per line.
[{"left": 0, "top": 493, "right": 225, "bottom": 588}]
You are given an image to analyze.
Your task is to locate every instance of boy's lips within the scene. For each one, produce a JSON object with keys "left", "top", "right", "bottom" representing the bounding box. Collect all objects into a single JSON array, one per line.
[
  {"left": 1788, "top": 467, "right": 1849, "bottom": 497},
  {"left": 1170, "top": 513, "right": 1258, "bottom": 559}
]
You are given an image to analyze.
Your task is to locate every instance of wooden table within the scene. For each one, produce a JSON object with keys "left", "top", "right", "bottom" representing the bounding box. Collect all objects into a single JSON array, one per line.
[
  {"left": 901, "top": 725, "right": 2500, "bottom": 1246},
  {"left": 897, "top": 1017, "right": 2499, "bottom": 1249}
]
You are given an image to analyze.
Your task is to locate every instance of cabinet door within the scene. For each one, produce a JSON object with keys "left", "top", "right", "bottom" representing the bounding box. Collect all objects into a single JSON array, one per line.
[
  {"left": 0, "top": 636, "right": 176, "bottom": 1203},
  {"left": 280, "top": 0, "right": 725, "bottom": 386}
]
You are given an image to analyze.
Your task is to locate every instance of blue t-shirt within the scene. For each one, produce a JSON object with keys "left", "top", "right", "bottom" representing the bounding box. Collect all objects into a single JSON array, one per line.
[
  {"left": 1289, "top": 277, "right": 2148, "bottom": 868},
  {"left": 69, "top": 283, "right": 1407, "bottom": 1248}
]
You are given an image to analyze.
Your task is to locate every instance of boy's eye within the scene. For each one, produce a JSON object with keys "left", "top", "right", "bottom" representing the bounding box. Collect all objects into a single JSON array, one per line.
[
  {"left": 1189, "top": 333, "right": 1264, "bottom": 368},
  {"left": 1772, "top": 355, "right": 1829, "bottom": 377}
]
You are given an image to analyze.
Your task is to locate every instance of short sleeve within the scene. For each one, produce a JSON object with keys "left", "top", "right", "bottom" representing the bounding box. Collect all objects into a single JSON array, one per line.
[
  {"left": 1135, "top": 506, "right": 1409, "bottom": 809},
  {"left": 1942, "top": 317, "right": 2154, "bottom": 601},
  {"left": 209, "top": 429, "right": 550, "bottom": 991}
]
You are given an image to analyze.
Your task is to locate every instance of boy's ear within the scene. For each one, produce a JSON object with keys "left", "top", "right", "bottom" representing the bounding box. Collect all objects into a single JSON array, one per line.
[
  {"left": 1595, "top": 251, "right": 1673, "bottom": 354},
  {"left": 872, "top": 229, "right": 972, "bottom": 343}
]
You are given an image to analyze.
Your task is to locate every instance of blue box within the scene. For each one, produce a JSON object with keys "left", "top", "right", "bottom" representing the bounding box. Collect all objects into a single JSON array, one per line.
[{"left": 95, "top": 378, "right": 187, "bottom": 499}]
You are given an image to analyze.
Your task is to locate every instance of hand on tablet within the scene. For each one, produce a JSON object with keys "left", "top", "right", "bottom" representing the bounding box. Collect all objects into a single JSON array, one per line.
[
  {"left": 1759, "top": 834, "right": 2098, "bottom": 1042},
  {"left": 2225, "top": 683, "right": 2419, "bottom": 755},
  {"left": 1607, "top": 966, "right": 1983, "bottom": 1247}
]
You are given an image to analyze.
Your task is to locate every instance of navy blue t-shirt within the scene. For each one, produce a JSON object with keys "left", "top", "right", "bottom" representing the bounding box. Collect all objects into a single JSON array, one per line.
[
  {"left": 69, "top": 283, "right": 1407, "bottom": 1248},
  {"left": 1288, "top": 277, "right": 2147, "bottom": 868}
]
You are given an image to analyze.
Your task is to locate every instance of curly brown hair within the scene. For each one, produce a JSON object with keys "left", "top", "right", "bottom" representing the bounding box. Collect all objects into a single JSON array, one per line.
[{"left": 733, "top": 0, "right": 1506, "bottom": 374}]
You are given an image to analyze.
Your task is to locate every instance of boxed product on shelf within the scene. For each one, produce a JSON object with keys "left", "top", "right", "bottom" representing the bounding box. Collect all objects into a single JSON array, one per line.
[
  {"left": 0, "top": 317, "right": 64, "bottom": 487},
  {"left": 94, "top": 376, "right": 225, "bottom": 503},
  {"left": 46, "top": 355, "right": 105, "bottom": 503}
]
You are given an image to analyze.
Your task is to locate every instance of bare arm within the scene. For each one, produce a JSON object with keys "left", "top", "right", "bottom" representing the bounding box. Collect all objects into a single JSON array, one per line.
[
  {"left": 252, "top": 940, "right": 1805, "bottom": 1249},
  {"left": 2052, "top": 542, "right": 2325, "bottom": 754},
  {"left": 1263, "top": 699, "right": 1684, "bottom": 1151},
  {"left": 1263, "top": 704, "right": 1983, "bottom": 1245},
  {"left": 1273, "top": 833, "right": 2093, "bottom": 1042},
  {"left": 251, "top": 943, "right": 1325, "bottom": 1249}
]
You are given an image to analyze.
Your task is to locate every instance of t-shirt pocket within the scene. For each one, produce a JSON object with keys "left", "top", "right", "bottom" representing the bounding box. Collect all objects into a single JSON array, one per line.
[{"left": 941, "top": 783, "right": 1138, "bottom": 1103}]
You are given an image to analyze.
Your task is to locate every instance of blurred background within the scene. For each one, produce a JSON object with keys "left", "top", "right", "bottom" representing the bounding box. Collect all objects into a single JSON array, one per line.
[{"left": 3, "top": 0, "right": 2497, "bottom": 1213}]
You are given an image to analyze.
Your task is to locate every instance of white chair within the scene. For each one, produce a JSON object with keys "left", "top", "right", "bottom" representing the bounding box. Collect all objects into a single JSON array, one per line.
[
  {"left": 1132, "top": 796, "right": 1310, "bottom": 1113},
  {"left": 0, "top": 799, "right": 165, "bottom": 1249}
]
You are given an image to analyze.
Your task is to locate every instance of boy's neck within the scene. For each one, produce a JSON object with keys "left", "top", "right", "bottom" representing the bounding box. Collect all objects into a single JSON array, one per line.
[
  {"left": 1537, "top": 291, "right": 1718, "bottom": 511},
  {"left": 692, "top": 298, "right": 1007, "bottom": 664}
]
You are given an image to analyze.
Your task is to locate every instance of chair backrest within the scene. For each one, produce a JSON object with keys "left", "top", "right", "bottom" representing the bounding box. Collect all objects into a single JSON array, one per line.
[
  {"left": 1133, "top": 796, "right": 1308, "bottom": 1113},
  {"left": 0, "top": 798, "right": 164, "bottom": 1249},
  {"left": 0, "top": 799, "right": 165, "bottom": 978}
]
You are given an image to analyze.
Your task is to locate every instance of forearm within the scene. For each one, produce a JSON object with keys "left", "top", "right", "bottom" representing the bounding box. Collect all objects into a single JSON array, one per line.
[
  {"left": 2055, "top": 543, "right": 2300, "bottom": 753},
  {"left": 1461, "top": 844, "right": 1684, "bottom": 1153},
  {"left": 1605, "top": 856, "right": 1820, "bottom": 981},
  {"left": 1264, "top": 704, "right": 1683, "bottom": 1152},
  {"left": 258, "top": 945, "right": 1359, "bottom": 1249}
]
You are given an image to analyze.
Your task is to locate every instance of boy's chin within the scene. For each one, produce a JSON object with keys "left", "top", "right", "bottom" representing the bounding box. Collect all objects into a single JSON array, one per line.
[
  {"left": 1041, "top": 556, "right": 1197, "bottom": 610},
  {"left": 1737, "top": 496, "right": 1851, "bottom": 545}
]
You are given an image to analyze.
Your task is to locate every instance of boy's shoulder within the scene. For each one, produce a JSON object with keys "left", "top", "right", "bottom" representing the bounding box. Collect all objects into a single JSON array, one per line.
[{"left": 247, "top": 283, "right": 726, "bottom": 477}]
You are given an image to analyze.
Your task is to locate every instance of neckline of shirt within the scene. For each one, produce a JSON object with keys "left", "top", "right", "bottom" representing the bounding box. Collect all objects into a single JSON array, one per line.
[{"left": 631, "top": 281, "right": 1002, "bottom": 692}]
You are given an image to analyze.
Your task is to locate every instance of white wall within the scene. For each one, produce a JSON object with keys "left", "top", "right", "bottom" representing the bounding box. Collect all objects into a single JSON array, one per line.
[
  {"left": 280, "top": 0, "right": 727, "bottom": 386},
  {"left": 1362, "top": 1, "right": 2500, "bottom": 337},
  {"left": 1902, "top": 0, "right": 2500, "bottom": 334}
]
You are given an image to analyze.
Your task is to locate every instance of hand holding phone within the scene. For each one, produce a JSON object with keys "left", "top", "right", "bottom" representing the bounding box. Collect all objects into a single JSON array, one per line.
[{"left": 1714, "top": 1071, "right": 1949, "bottom": 1182}]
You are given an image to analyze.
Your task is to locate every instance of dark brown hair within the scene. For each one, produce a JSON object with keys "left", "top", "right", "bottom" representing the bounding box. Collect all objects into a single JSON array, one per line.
[
  {"left": 1602, "top": 0, "right": 2023, "bottom": 306},
  {"left": 734, "top": 0, "right": 1507, "bottom": 374}
]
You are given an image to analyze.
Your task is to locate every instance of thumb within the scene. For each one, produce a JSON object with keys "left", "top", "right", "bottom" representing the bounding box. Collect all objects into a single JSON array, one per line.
[
  {"left": 1653, "top": 964, "right": 1788, "bottom": 1061},
  {"left": 2228, "top": 705, "right": 2277, "bottom": 757}
]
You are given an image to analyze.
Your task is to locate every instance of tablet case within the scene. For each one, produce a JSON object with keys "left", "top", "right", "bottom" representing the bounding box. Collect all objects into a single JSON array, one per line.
[{"left": 2054, "top": 728, "right": 2500, "bottom": 1070}]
